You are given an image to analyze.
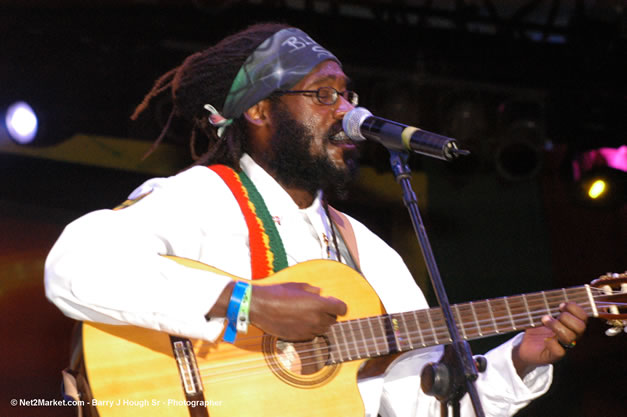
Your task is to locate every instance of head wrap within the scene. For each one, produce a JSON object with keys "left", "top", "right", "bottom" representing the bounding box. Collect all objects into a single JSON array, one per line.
[{"left": 205, "top": 27, "right": 340, "bottom": 137}]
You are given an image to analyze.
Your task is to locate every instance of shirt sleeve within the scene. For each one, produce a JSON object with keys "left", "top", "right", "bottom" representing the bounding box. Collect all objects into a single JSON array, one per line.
[
  {"left": 44, "top": 167, "right": 235, "bottom": 342},
  {"left": 378, "top": 334, "right": 552, "bottom": 417}
]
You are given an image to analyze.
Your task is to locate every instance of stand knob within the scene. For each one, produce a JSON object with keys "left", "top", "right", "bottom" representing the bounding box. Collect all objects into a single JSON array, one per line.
[
  {"left": 474, "top": 355, "right": 488, "bottom": 373},
  {"left": 421, "top": 362, "right": 452, "bottom": 400}
]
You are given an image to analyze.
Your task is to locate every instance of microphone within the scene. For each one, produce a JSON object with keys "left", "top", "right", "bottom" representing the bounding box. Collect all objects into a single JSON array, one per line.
[{"left": 342, "top": 107, "right": 469, "bottom": 161}]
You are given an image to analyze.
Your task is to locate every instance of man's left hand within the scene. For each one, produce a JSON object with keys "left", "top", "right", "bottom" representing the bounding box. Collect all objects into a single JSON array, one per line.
[{"left": 512, "top": 302, "right": 588, "bottom": 378}]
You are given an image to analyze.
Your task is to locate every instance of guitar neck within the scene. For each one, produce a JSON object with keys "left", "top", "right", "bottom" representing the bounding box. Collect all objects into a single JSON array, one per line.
[{"left": 326, "top": 285, "right": 598, "bottom": 363}]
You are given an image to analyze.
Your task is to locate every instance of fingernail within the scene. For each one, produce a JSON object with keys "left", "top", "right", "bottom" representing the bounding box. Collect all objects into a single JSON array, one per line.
[
  {"left": 559, "top": 302, "right": 566, "bottom": 310},
  {"left": 542, "top": 315, "right": 551, "bottom": 324}
]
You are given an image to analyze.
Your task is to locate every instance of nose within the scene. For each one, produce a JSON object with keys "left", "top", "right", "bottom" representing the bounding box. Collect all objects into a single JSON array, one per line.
[{"left": 334, "top": 94, "right": 355, "bottom": 120}]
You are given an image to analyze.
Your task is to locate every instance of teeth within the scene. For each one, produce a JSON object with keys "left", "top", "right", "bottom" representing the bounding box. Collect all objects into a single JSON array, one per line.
[{"left": 330, "top": 131, "right": 350, "bottom": 142}]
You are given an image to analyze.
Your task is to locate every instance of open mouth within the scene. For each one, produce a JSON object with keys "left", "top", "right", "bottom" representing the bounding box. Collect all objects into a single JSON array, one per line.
[{"left": 329, "top": 130, "right": 352, "bottom": 143}]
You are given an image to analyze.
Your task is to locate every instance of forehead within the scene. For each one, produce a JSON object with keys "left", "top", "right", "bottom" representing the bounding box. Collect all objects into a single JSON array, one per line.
[{"left": 292, "top": 60, "right": 348, "bottom": 89}]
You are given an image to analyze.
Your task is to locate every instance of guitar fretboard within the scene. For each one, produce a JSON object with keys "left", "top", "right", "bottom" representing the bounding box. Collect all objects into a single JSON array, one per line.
[{"left": 326, "top": 285, "right": 596, "bottom": 364}]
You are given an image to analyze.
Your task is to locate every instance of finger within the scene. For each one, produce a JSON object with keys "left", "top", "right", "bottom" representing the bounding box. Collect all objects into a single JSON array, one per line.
[
  {"left": 545, "top": 336, "right": 568, "bottom": 358},
  {"left": 313, "top": 322, "right": 334, "bottom": 336},
  {"left": 559, "top": 302, "right": 588, "bottom": 323},
  {"left": 317, "top": 312, "right": 339, "bottom": 327},
  {"left": 541, "top": 315, "right": 577, "bottom": 345},
  {"left": 556, "top": 311, "right": 587, "bottom": 337},
  {"left": 324, "top": 296, "right": 348, "bottom": 316},
  {"left": 300, "top": 283, "right": 321, "bottom": 295},
  {"left": 301, "top": 315, "right": 336, "bottom": 337}
]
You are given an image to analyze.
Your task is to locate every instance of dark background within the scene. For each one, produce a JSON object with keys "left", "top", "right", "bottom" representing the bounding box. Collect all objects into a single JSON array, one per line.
[{"left": 1, "top": 1, "right": 625, "bottom": 416}]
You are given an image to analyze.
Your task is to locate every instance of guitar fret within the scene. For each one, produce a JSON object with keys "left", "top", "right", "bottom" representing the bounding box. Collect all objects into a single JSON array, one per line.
[
  {"left": 521, "top": 294, "right": 535, "bottom": 326},
  {"left": 504, "top": 297, "right": 516, "bottom": 330},
  {"left": 387, "top": 315, "right": 402, "bottom": 352},
  {"left": 338, "top": 323, "right": 353, "bottom": 360},
  {"left": 439, "top": 310, "right": 452, "bottom": 343},
  {"left": 376, "top": 316, "right": 389, "bottom": 355},
  {"left": 366, "top": 318, "right": 380, "bottom": 356},
  {"left": 330, "top": 325, "right": 349, "bottom": 362},
  {"left": 425, "top": 309, "right": 438, "bottom": 344},
  {"left": 454, "top": 305, "right": 467, "bottom": 340},
  {"left": 489, "top": 298, "right": 506, "bottom": 333},
  {"left": 346, "top": 321, "right": 360, "bottom": 359},
  {"left": 571, "top": 288, "right": 593, "bottom": 306},
  {"left": 328, "top": 325, "right": 339, "bottom": 363},
  {"left": 485, "top": 299, "right": 499, "bottom": 334},
  {"left": 541, "top": 291, "right": 551, "bottom": 316},
  {"left": 469, "top": 302, "right": 482, "bottom": 336},
  {"left": 355, "top": 319, "right": 370, "bottom": 358},
  {"left": 568, "top": 287, "right": 596, "bottom": 316},
  {"left": 412, "top": 310, "right": 426, "bottom": 347},
  {"left": 390, "top": 315, "right": 402, "bottom": 351},
  {"left": 585, "top": 285, "right": 599, "bottom": 317},
  {"left": 399, "top": 314, "right": 414, "bottom": 350}
]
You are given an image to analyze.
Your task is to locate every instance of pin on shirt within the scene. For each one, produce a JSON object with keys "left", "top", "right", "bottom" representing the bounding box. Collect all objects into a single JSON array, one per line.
[{"left": 322, "top": 233, "right": 331, "bottom": 258}]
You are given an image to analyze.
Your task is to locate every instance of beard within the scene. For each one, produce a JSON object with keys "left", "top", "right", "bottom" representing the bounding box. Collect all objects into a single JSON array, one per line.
[{"left": 263, "top": 102, "right": 359, "bottom": 199}]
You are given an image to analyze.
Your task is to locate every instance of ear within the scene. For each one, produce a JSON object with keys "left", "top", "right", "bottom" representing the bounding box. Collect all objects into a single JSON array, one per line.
[{"left": 244, "top": 100, "right": 272, "bottom": 127}]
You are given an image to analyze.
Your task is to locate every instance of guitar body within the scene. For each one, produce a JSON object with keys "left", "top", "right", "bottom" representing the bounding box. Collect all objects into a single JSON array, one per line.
[{"left": 82, "top": 258, "right": 386, "bottom": 417}]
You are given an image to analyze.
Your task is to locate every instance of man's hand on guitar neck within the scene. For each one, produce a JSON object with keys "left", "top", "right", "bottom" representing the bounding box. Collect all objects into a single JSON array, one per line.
[
  {"left": 207, "top": 281, "right": 348, "bottom": 341},
  {"left": 512, "top": 302, "right": 588, "bottom": 378}
]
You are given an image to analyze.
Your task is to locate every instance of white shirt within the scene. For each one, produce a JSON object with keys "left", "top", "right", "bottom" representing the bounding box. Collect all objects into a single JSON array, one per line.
[{"left": 45, "top": 153, "right": 552, "bottom": 416}]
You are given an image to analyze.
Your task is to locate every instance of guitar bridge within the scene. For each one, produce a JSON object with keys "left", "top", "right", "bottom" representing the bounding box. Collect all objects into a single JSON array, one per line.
[{"left": 172, "top": 338, "right": 204, "bottom": 395}]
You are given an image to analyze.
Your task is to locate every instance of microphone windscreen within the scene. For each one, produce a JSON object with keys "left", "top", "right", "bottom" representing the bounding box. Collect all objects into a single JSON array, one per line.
[{"left": 342, "top": 107, "right": 372, "bottom": 141}]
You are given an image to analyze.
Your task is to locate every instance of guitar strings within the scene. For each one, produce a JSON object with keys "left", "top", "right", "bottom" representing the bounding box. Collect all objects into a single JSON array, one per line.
[
  {"left": 196, "top": 290, "right": 619, "bottom": 376},
  {"left": 196, "top": 291, "right": 620, "bottom": 375},
  {"left": 200, "top": 288, "right": 603, "bottom": 357},
  {"left": 195, "top": 290, "right": 624, "bottom": 383},
  {"left": 196, "top": 307, "right": 570, "bottom": 383},
  {"left": 198, "top": 302, "right": 624, "bottom": 386}
]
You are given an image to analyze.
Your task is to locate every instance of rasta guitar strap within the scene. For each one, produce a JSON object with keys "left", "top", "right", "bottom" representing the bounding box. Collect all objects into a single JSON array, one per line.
[
  {"left": 208, "top": 164, "right": 361, "bottom": 273},
  {"left": 208, "top": 164, "right": 289, "bottom": 278}
]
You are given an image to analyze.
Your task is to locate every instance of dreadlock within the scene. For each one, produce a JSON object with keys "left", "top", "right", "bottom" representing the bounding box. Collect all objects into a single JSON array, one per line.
[{"left": 131, "top": 22, "right": 291, "bottom": 169}]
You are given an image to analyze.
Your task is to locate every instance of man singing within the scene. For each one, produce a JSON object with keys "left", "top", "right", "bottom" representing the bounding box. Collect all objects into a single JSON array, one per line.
[{"left": 45, "top": 23, "right": 587, "bottom": 416}]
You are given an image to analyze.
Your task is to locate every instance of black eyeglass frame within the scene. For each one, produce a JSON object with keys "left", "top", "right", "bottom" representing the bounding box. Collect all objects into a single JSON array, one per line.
[{"left": 275, "top": 86, "right": 359, "bottom": 106}]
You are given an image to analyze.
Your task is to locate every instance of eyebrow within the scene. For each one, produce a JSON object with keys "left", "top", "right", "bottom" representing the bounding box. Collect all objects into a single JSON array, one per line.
[{"left": 309, "top": 74, "right": 353, "bottom": 89}]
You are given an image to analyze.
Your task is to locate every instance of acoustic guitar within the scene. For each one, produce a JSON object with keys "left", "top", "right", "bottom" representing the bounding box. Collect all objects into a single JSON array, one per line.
[{"left": 81, "top": 256, "right": 626, "bottom": 417}]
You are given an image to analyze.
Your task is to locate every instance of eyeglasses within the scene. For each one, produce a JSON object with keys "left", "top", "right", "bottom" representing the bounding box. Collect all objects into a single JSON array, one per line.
[{"left": 276, "top": 87, "right": 359, "bottom": 106}]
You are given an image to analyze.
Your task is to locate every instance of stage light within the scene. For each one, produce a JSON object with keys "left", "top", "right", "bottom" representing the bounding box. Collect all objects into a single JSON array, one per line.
[
  {"left": 587, "top": 179, "right": 606, "bottom": 199},
  {"left": 572, "top": 146, "right": 626, "bottom": 206},
  {"left": 5, "top": 101, "right": 38, "bottom": 144}
]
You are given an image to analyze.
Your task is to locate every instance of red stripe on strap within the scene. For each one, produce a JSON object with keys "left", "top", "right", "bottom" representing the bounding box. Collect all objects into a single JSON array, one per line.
[{"left": 208, "top": 165, "right": 273, "bottom": 279}]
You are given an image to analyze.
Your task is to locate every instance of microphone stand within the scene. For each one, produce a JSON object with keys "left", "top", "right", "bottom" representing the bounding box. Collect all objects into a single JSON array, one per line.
[{"left": 388, "top": 150, "right": 485, "bottom": 417}]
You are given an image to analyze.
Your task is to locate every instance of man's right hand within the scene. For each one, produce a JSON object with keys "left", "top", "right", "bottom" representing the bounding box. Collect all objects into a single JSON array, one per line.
[{"left": 249, "top": 282, "right": 347, "bottom": 341}]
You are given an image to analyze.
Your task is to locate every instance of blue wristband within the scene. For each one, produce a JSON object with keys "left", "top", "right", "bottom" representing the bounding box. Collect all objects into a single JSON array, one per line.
[
  {"left": 223, "top": 281, "right": 250, "bottom": 343},
  {"left": 236, "top": 285, "right": 252, "bottom": 333}
]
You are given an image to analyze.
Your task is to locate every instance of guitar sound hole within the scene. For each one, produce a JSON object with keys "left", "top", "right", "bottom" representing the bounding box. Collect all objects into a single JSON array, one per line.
[
  {"left": 275, "top": 336, "right": 330, "bottom": 375},
  {"left": 262, "top": 334, "right": 338, "bottom": 387}
]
